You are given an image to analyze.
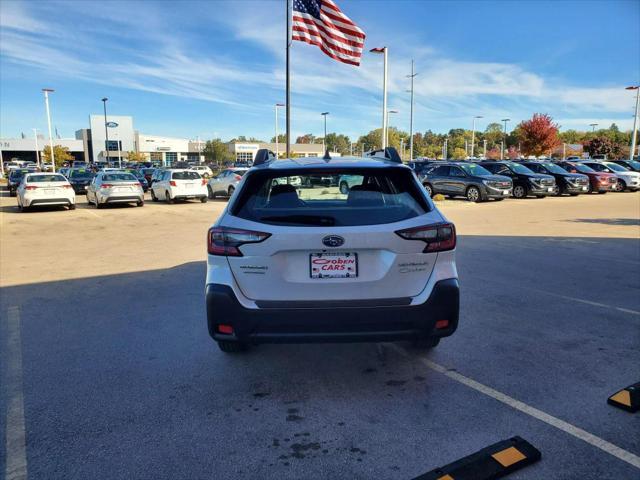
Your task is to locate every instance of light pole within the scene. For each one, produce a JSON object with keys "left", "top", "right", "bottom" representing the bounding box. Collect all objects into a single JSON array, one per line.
[
  {"left": 501, "top": 118, "right": 510, "bottom": 160},
  {"left": 443, "top": 137, "right": 448, "bottom": 160},
  {"left": 33, "top": 128, "right": 40, "bottom": 167},
  {"left": 471, "top": 115, "right": 483, "bottom": 158},
  {"left": 102, "top": 97, "right": 109, "bottom": 164},
  {"left": 321, "top": 112, "right": 329, "bottom": 151},
  {"left": 400, "top": 138, "right": 405, "bottom": 160},
  {"left": 274, "top": 103, "right": 284, "bottom": 158},
  {"left": 589, "top": 123, "right": 598, "bottom": 132},
  {"left": 563, "top": 143, "right": 566, "bottom": 160},
  {"left": 483, "top": 139, "right": 487, "bottom": 158},
  {"left": 386, "top": 110, "right": 398, "bottom": 148},
  {"left": 407, "top": 59, "right": 418, "bottom": 161},
  {"left": 370, "top": 47, "right": 388, "bottom": 149},
  {"left": 627, "top": 85, "right": 639, "bottom": 161},
  {"left": 42, "top": 88, "right": 56, "bottom": 172}
]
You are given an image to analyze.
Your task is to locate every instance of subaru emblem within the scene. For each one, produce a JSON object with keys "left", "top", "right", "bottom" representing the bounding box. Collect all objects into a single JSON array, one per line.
[{"left": 322, "top": 235, "right": 344, "bottom": 247}]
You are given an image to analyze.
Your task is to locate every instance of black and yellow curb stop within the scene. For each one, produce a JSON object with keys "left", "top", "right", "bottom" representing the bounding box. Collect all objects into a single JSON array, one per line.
[
  {"left": 412, "top": 436, "right": 541, "bottom": 480},
  {"left": 607, "top": 382, "right": 640, "bottom": 413}
]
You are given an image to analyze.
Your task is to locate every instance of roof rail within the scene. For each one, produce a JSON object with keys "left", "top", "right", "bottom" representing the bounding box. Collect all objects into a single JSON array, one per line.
[
  {"left": 364, "top": 147, "right": 402, "bottom": 163},
  {"left": 253, "top": 148, "right": 276, "bottom": 166}
]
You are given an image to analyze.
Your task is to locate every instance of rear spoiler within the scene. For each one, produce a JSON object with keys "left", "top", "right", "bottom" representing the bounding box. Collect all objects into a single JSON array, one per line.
[
  {"left": 253, "top": 149, "right": 277, "bottom": 166},
  {"left": 364, "top": 147, "right": 402, "bottom": 163}
]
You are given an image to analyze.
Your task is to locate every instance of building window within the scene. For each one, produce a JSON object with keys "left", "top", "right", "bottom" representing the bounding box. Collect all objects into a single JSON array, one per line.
[
  {"left": 150, "top": 152, "right": 162, "bottom": 161},
  {"left": 106, "top": 140, "right": 121, "bottom": 151},
  {"left": 187, "top": 153, "right": 199, "bottom": 162},
  {"left": 236, "top": 152, "right": 253, "bottom": 163},
  {"left": 165, "top": 152, "right": 177, "bottom": 166},
  {"left": 307, "top": 153, "right": 318, "bottom": 157}
]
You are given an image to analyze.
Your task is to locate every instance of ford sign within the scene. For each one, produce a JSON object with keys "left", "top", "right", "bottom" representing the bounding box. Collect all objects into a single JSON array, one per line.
[
  {"left": 106, "top": 122, "right": 119, "bottom": 128},
  {"left": 322, "top": 235, "right": 345, "bottom": 247}
]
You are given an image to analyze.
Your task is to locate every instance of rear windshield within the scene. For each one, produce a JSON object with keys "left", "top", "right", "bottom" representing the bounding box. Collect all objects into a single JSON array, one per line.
[
  {"left": 69, "top": 169, "right": 94, "bottom": 179},
  {"left": 27, "top": 174, "right": 66, "bottom": 183},
  {"left": 172, "top": 171, "right": 201, "bottom": 180},
  {"left": 232, "top": 168, "right": 430, "bottom": 227},
  {"left": 103, "top": 173, "right": 137, "bottom": 182},
  {"left": 232, "top": 170, "right": 248, "bottom": 176}
]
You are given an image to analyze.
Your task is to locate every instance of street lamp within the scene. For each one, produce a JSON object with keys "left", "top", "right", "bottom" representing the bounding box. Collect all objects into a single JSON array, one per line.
[
  {"left": 471, "top": 115, "right": 483, "bottom": 158},
  {"left": 626, "top": 85, "right": 639, "bottom": 161},
  {"left": 42, "top": 88, "right": 56, "bottom": 172},
  {"left": 501, "top": 118, "right": 510, "bottom": 160},
  {"left": 370, "top": 47, "right": 388, "bottom": 149},
  {"left": 589, "top": 123, "right": 598, "bottom": 132},
  {"left": 407, "top": 59, "right": 418, "bottom": 161},
  {"left": 33, "top": 128, "right": 40, "bottom": 167},
  {"left": 102, "top": 97, "right": 109, "bottom": 164},
  {"left": 321, "top": 112, "right": 329, "bottom": 150},
  {"left": 386, "top": 110, "right": 398, "bottom": 148},
  {"left": 274, "top": 103, "right": 284, "bottom": 158}
]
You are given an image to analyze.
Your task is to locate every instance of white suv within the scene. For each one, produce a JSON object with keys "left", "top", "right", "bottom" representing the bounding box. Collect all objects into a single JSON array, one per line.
[
  {"left": 151, "top": 169, "right": 208, "bottom": 203},
  {"left": 205, "top": 148, "right": 459, "bottom": 353}
]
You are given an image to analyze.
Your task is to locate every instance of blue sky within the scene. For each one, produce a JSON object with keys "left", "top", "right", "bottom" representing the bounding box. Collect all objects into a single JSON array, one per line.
[{"left": 1, "top": 0, "right": 639, "bottom": 141}]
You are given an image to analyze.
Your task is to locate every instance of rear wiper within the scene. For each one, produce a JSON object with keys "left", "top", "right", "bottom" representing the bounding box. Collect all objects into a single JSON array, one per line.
[{"left": 260, "top": 215, "right": 336, "bottom": 226}]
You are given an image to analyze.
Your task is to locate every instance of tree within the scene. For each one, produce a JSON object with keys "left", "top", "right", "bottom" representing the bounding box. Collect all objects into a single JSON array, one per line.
[
  {"left": 451, "top": 147, "right": 467, "bottom": 159},
  {"left": 270, "top": 134, "right": 286, "bottom": 143},
  {"left": 203, "top": 139, "right": 233, "bottom": 166},
  {"left": 515, "top": 113, "right": 561, "bottom": 156},
  {"left": 127, "top": 151, "right": 147, "bottom": 162},
  {"left": 41, "top": 145, "right": 74, "bottom": 166},
  {"left": 587, "top": 137, "right": 614, "bottom": 158},
  {"left": 296, "top": 134, "right": 316, "bottom": 144},
  {"left": 484, "top": 123, "right": 503, "bottom": 148},
  {"left": 325, "top": 133, "right": 351, "bottom": 155}
]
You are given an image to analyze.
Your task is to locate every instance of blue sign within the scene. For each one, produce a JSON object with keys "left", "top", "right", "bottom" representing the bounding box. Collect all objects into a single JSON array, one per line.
[{"left": 106, "top": 122, "right": 118, "bottom": 128}]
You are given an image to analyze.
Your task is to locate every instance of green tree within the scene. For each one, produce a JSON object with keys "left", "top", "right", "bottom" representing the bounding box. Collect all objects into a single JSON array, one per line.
[
  {"left": 126, "top": 151, "right": 147, "bottom": 162},
  {"left": 325, "top": 133, "right": 351, "bottom": 155},
  {"left": 203, "top": 139, "right": 233, "bottom": 166},
  {"left": 295, "top": 134, "right": 316, "bottom": 144},
  {"left": 270, "top": 134, "right": 287, "bottom": 143},
  {"left": 484, "top": 123, "right": 503, "bottom": 148},
  {"left": 41, "top": 145, "right": 74, "bottom": 167}
]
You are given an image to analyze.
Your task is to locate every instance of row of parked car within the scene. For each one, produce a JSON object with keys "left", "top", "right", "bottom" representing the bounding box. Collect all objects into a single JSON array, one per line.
[{"left": 408, "top": 158, "right": 640, "bottom": 202}]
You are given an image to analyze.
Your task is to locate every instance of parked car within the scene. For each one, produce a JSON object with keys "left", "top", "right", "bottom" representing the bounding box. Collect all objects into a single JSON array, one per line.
[
  {"left": 122, "top": 169, "right": 149, "bottom": 192},
  {"left": 41, "top": 162, "right": 53, "bottom": 172},
  {"left": 521, "top": 161, "right": 589, "bottom": 196},
  {"left": 610, "top": 159, "right": 640, "bottom": 173},
  {"left": 407, "top": 160, "right": 441, "bottom": 182},
  {"left": 66, "top": 168, "right": 96, "bottom": 194},
  {"left": 190, "top": 165, "right": 213, "bottom": 178},
  {"left": 151, "top": 169, "right": 208, "bottom": 203},
  {"left": 72, "top": 161, "right": 88, "bottom": 168},
  {"left": 421, "top": 162, "right": 512, "bottom": 202},
  {"left": 479, "top": 161, "right": 556, "bottom": 198},
  {"left": 140, "top": 168, "right": 156, "bottom": 186},
  {"left": 205, "top": 148, "right": 459, "bottom": 353},
  {"left": 7, "top": 168, "right": 37, "bottom": 196},
  {"left": 58, "top": 167, "right": 71, "bottom": 178},
  {"left": 581, "top": 161, "right": 640, "bottom": 192},
  {"left": 16, "top": 172, "right": 75, "bottom": 211},
  {"left": 207, "top": 168, "right": 249, "bottom": 198},
  {"left": 556, "top": 161, "right": 617, "bottom": 194},
  {"left": 86, "top": 172, "right": 144, "bottom": 208}
]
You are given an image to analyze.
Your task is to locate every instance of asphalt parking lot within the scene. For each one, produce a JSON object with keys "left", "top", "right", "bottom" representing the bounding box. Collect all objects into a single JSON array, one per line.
[{"left": 1, "top": 190, "right": 639, "bottom": 479}]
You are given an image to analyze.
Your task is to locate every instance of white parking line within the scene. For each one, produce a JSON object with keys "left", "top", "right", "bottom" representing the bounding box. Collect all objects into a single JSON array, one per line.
[
  {"left": 3, "top": 307, "right": 28, "bottom": 480},
  {"left": 391, "top": 344, "right": 640, "bottom": 470},
  {"left": 532, "top": 290, "right": 640, "bottom": 317}
]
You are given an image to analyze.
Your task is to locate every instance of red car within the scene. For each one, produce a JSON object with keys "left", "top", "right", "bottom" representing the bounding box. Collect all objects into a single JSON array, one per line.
[{"left": 557, "top": 161, "right": 617, "bottom": 194}]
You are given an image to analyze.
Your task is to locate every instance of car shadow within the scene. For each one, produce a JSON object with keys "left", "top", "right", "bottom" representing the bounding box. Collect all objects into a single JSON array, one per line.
[{"left": 569, "top": 218, "right": 640, "bottom": 226}]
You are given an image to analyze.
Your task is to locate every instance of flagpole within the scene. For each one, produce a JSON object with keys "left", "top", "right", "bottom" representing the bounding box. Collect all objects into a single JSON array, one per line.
[{"left": 285, "top": 0, "right": 291, "bottom": 158}]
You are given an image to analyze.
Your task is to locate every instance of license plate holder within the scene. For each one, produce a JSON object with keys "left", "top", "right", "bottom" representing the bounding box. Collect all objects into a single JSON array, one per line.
[{"left": 310, "top": 252, "right": 358, "bottom": 279}]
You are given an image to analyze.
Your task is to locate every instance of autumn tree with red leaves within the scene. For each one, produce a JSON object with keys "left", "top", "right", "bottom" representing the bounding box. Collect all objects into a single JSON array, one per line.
[{"left": 516, "top": 113, "right": 561, "bottom": 156}]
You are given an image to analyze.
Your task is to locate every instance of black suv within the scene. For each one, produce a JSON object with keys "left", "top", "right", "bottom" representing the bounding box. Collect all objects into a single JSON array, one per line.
[
  {"left": 521, "top": 161, "right": 589, "bottom": 196},
  {"left": 422, "top": 162, "right": 512, "bottom": 202},
  {"left": 7, "top": 168, "right": 37, "bottom": 196},
  {"left": 479, "top": 161, "right": 556, "bottom": 199},
  {"left": 66, "top": 168, "right": 96, "bottom": 194}
]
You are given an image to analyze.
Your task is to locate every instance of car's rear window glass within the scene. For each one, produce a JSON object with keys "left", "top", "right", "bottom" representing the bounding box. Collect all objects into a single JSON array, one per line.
[
  {"left": 172, "top": 171, "right": 201, "bottom": 180},
  {"left": 103, "top": 173, "right": 137, "bottom": 181},
  {"left": 27, "top": 174, "right": 66, "bottom": 183},
  {"left": 232, "top": 168, "right": 430, "bottom": 227},
  {"left": 69, "top": 169, "right": 94, "bottom": 179},
  {"left": 232, "top": 170, "right": 247, "bottom": 177}
]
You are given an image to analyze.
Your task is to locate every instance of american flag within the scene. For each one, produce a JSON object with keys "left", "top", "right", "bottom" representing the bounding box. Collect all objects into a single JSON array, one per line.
[{"left": 292, "top": 0, "right": 365, "bottom": 66}]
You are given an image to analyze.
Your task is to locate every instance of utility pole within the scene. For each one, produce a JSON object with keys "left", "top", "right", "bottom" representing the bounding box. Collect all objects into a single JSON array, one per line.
[
  {"left": 102, "top": 97, "right": 109, "bottom": 165},
  {"left": 33, "top": 128, "right": 40, "bottom": 167},
  {"left": 471, "top": 115, "right": 482, "bottom": 157},
  {"left": 443, "top": 137, "right": 448, "bottom": 160},
  {"left": 370, "top": 47, "right": 388, "bottom": 148},
  {"left": 483, "top": 139, "right": 487, "bottom": 158},
  {"left": 42, "top": 88, "right": 56, "bottom": 172},
  {"left": 626, "top": 85, "right": 640, "bottom": 161},
  {"left": 321, "top": 112, "right": 329, "bottom": 151},
  {"left": 407, "top": 59, "right": 417, "bottom": 161},
  {"left": 275, "top": 103, "right": 284, "bottom": 158},
  {"left": 501, "top": 118, "right": 510, "bottom": 160},
  {"left": 563, "top": 143, "right": 566, "bottom": 160}
]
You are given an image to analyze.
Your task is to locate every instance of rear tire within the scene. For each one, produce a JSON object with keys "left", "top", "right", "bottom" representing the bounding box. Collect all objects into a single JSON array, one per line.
[
  {"left": 207, "top": 185, "right": 214, "bottom": 199},
  {"left": 423, "top": 183, "right": 433, "bottom": 197},
  {"left": 466, "top": 186, "right": 481, "bottom": 203},
  {"left": 96, "top": 202, "right": 105, "bottom": 209},
  {"left": 151, "top": 190, "right": 158, "bottom": 202},
  {"left": 137, "top": 200, "right": 144, "bottom": 207},
  {"left": 200, "top": 196, "right": 208, "bottom": 203},
  {"left": 512, "top": 185, "right": 526, "bottom": 199},
  {"left": 166, "top": 191, "right": 174, "bottom": 204},
  {"left": 227, "top": 186, "right": 235, "bottom": 197},
  {"left": 217, "top": 341, "right": 247, "bottom": 353},
  {"left": 68, "top": 204, "right": 76, "bottom": 210},
  {"left": 339, "top": 182, "right": 349, "bottom": 195},
  {"left": 413, "top": 337, "right": 440, "bottom": 350}
]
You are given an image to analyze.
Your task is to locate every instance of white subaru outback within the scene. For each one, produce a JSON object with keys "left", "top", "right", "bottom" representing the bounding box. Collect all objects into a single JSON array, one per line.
[{"left": 205, "top": 148, "right": 459, "bottom": 353}]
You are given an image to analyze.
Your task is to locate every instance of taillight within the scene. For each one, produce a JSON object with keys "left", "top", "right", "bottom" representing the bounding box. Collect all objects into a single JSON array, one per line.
[
  {"left": 170, "top": 180, "right": 177, "bottom": 187},
  {"left": 395, "top": 222, "right": 456, "bottom": 252},
  {"left": 100, "top": 183, "right": 113, "bottom": 189},
  {"left": 62, "top": 185, "right": 72, "bottom": 189},
  {"left": 235, "top": 175, "right": 242, "bottom": 181},
  {"left": 25, "top": 185, "right": 38, "bottom": 190},
  {"left": 201, "top": 179, "right": 207, "bottom": 186},
  {"left": 207, "top": 226, "right": 271, "bottom": 256}
]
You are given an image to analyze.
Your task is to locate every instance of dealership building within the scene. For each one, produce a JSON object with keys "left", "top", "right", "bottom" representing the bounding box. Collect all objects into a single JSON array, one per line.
[{"left": 227, "top": 141, "right": 338, "bottom": 162}]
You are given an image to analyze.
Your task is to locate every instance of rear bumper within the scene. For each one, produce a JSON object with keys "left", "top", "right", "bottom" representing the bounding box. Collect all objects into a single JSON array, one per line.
[
  {"left": 26, "top": 197, "right": 73, "bottom": 206},
  {"left": 103, "top": 195, "right": 143, "bottom": 204},
  {"left": 206, "top": 278, "right": 459, "bottom": 344},
  {"left": 174, "top": 194, "right": 207, "bottom": 200}
]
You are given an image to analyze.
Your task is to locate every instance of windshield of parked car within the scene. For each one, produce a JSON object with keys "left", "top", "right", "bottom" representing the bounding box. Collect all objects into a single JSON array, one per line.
[
  {"left": 26, "top": 174, "right": 67, "bottom": 182},
  {"left": 233, "top": 168, "right": 430, "bottom": 227},
  {"left": 102, "top": 173, "right": 137, "bottom": 182},
  {"left": 506, "top": 163, "right": 535, "bottom": 174},
  {"left": 603, "top": 162, "right": 628, "bottom": 172},
  {"left": 172, "top": 171, "right": 201, "bottom": 180},
  {"left": 459, "top": 163, "right": 492, "bottom": 176},
  {"left": 542, "top": 162, "right": 567, "bottom": 174},
  {"left": 69, "top": 169, "right": 94, "bottom": 179},
  {"left": 627, "top": 160, "right": 640, "bottom": 170}
]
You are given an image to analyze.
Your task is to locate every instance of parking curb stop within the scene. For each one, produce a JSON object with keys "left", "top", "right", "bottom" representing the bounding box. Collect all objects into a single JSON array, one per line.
[
  {"left": 412, "top": 436, "right": 541, "bottom": 480},
  {"left": 607, "top": 382, "right": 640, "bottom": 413}
]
